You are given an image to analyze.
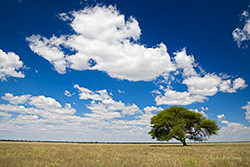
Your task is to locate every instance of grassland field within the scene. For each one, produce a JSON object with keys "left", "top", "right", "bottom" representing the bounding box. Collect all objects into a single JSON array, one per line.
[{"left": 0, "top": 141, "right": 250, "bottom": 167}]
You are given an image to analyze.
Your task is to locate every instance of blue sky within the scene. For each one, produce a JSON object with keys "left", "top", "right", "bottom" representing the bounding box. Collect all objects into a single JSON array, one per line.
[{"left": 0, "top": 0, "right": 250, "bottom": 142}]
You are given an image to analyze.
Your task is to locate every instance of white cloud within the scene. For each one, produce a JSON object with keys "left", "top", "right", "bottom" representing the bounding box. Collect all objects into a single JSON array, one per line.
[
  {"left": 220, "top": 78, "right": 247, "bottom": 93},
  {"left": 58, "top": 13, "right": 72, "bottom": 21},
  {"left": 27, "top": 5, "right": 175, "bottom": 81},
  {"left": 143, "top": 106, "right": 163, "bottom": 113},
  {"left": 72, "top": 86, "right": 164, "bottom": 138},
  {"left": 217, "top": 114, "right": 225, "bottom": 121},
  {"left": 74, "top": 84, "right": 141, "bottom": 118},
  {"left": 0, "top": 91, "right": 163, "bottom": 141},
  {"left": 85, "top": 101, "right": 122, "bottom": 120},
  {"left": 0, "top": 104, "right": 26, "bottom": 113},
  {"left": 155, "top": 75, "right": 247, "bottom": 106},
  {"left": 132, "top": 106, "right": 163, "bottom": 126},
  {"left": 174, "top": 48, "right": 197, "bottom": 77},
  {"left": 1, "top": 91, "right": 249, "bottom": 142},
  {"left": 232, "top": 8, "right": 250, "bottom": 47},
  {"left": 201, "top": 107, "right": 209, "bottom": 111},
  {"left": 64, "top": 90, "right": 72, "bottom": 97},
  {"left": 0, "top": 49, "right": 25, "bottom": 81},
  {"left": 118, "top": 89, "right": 125, "bottom": 94},
  {"left": 29, "top": 95, "right": 62, "bottom": 109},
  {"left": 212, "top": 111, "right": 250, "bottom": 142},
  {"left": 242, "top": 10, "right": 249, "bottom": 18},
  {"left": 154, "top": 88, "right": 206, "bottom": 105},
  {"left": 233, "top": 77, "right": 248, "bottom": 90},
  {"left": 242, "top": 101, "right": 250, "bottom": 123},
  {"left": 111, "top": 106, "right": 163, "bottom": 127},
  {"left": 0, "top": 94, "right": 86, "bottom": 134},
  {"left": 213, "top": 120, "right": 250, "bottom": 141},
  {"left": 221, "top": 120, "right": 229, "bottom": 124},
  {"left": 219, "top": 80, "right": 233, "bottom": 92},
  {"left": 153, "top": 48, "right": 247, "bottom": 106},
  {"left": 74, "top": 84, "right": 110, "bottom": 101},
  {"left": 2, "top": 93, "right": 30, "bottom": 105},
  {"left": 183, "top": 74, "right": 221, "bottom": 96},
  {"left": 154, "top": 73, "right": 224, "bottom": 106},
  {"left": 26, "top": 35, "right": 68, "bottom": 74},
  {"left": 70, "top": 5, "right": 141, "bottom": 43},
  {"left": 0, "top": 111, "right": 12, "bottom": 117},
  {"left": 26, "top": 5, "right": 247, "bottom": 106},
  {"left": 0, "top": 94, "right": 76, "bottom": 116},
  {"left": 191, "top": 108, "right": 208, "bottom": 118}
]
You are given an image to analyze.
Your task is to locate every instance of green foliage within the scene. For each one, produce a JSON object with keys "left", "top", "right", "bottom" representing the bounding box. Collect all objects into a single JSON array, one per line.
[{"left": 149, "top": 106, "right": 219, "bottom": 145}]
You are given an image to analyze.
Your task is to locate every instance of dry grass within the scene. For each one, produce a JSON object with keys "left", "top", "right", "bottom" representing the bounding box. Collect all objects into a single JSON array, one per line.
[{"left": 0, "top": 142, "right": 250, "bottom": 167}]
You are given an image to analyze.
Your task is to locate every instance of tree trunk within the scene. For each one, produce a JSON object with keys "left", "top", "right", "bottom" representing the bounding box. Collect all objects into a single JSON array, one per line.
[{"left": 182, "top": 139, "right": 187, "bottom": 146}]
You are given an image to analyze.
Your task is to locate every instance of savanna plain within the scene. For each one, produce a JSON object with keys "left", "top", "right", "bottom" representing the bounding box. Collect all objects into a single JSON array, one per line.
[{"left": 0, "top": 141, "right": 250, "bottom": 167}]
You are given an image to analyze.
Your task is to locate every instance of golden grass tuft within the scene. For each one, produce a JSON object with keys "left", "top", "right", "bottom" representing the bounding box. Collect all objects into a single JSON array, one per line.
[{"left": 0, "top": 142, "right": 250, "bottom": 167}]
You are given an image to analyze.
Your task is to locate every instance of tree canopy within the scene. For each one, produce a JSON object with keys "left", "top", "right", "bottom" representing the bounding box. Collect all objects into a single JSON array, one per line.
[{"left": 149, "top": 106, "right": 219, "bottom": 146}]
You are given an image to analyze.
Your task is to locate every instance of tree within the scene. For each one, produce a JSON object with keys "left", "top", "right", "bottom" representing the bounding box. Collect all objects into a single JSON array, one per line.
[{"left": 149, "top": 106, "right": 219, "bottom": 146}]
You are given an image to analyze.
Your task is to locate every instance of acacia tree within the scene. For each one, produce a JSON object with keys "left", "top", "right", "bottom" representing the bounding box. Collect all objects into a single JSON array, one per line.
[{"left": 149, "top": 106, "right": 219, "bottom": 146}]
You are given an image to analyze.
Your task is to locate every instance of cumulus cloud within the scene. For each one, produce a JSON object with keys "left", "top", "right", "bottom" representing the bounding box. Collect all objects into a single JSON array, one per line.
[
  {"left": 183, "top": 74, "right": 222, "bottom": 96},
  {"left": 153, "top": 48, "right": 247, "bottom": 106},
  {"left": 0, "top": 111, "right": 12, "bottom": 117},
  {"left": 2, "top": 93, "right": 30, "bottom": 105},
  {"left": 214, "top": 112, "right": 250, "bottom": 142},
  {"left": 1, "top": 91, "right": 249, "bottom": 142},
  {"left": 132, "top": 106, "right": 163, "bottom": 126},
  {"left": 0, "top": 86, "right": 160, "bottom": 141},
  {"left": 74, "top": 84, "right": 141, "bottom": 118},
  {"left": 217, "top": 114, "right": 225, "bottom": 121},
  {"left": 26, "top": 5, "right": 247, "bottom": 106},
  {"left": 0, "top": 91, "right": 164, "bottom": 141},
  {"left": 221, "top": 120, "right": 229, "bottom": 124},
  {"left": 232, "top": 9, "right": 250, "bottom": 47},
  {"left": 213, "top": 110, "right": 250, "bottom": 142},
  {"left": 174, "top": 48, "right": 197, "bottom": 77},
  {"left": 201, "top": 107, "right": 209, "bottom": 111},
  {"left": 242, "top": 101, "right": 250, "bottom": 122},
  {"left": 191, "top": 108, "right": 208, "bottom": 118},
  {"left": 0, "top": 93, "right": 88, "bottom": 136},
  {"left": 220, "top": 78, "right": 247, "bottom": 93},
  {"left": 29, "top": 95, "right": 62, "bottom": 110},
  {"left": 27, "top": 5, "right": 175, "bottom": 81},
  {"left": 0, "top": 93, "right": 76, "bottom": 116},
  {"left": 64, "top": 90, "right": 72, "bottom": 97},
  {"left": 26, "top": 35, "right": 68, "bottom": 74},
  {"left": 111, "top": 106, "right": 163, "bottom": 127},
  {"left": 215, "top": 121, "right": 250, "bottom": 141},
  {"left": 118, "top": 89, "right": 125, "bottom": 94},
  {"left": 143, "top": 106, "right": 163, "bottom": 113},
  {"left": 74, "top": 84, "right": 110, "bottom": 101},
  {"left": 154, "top": 88, "right": 206, "bottom": 105},
  {"left": 0, "top": 49, "right": 25, "bottom": 81},
  {"left": 153, "top": 74, "right": 246, "bottom": 106}
]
